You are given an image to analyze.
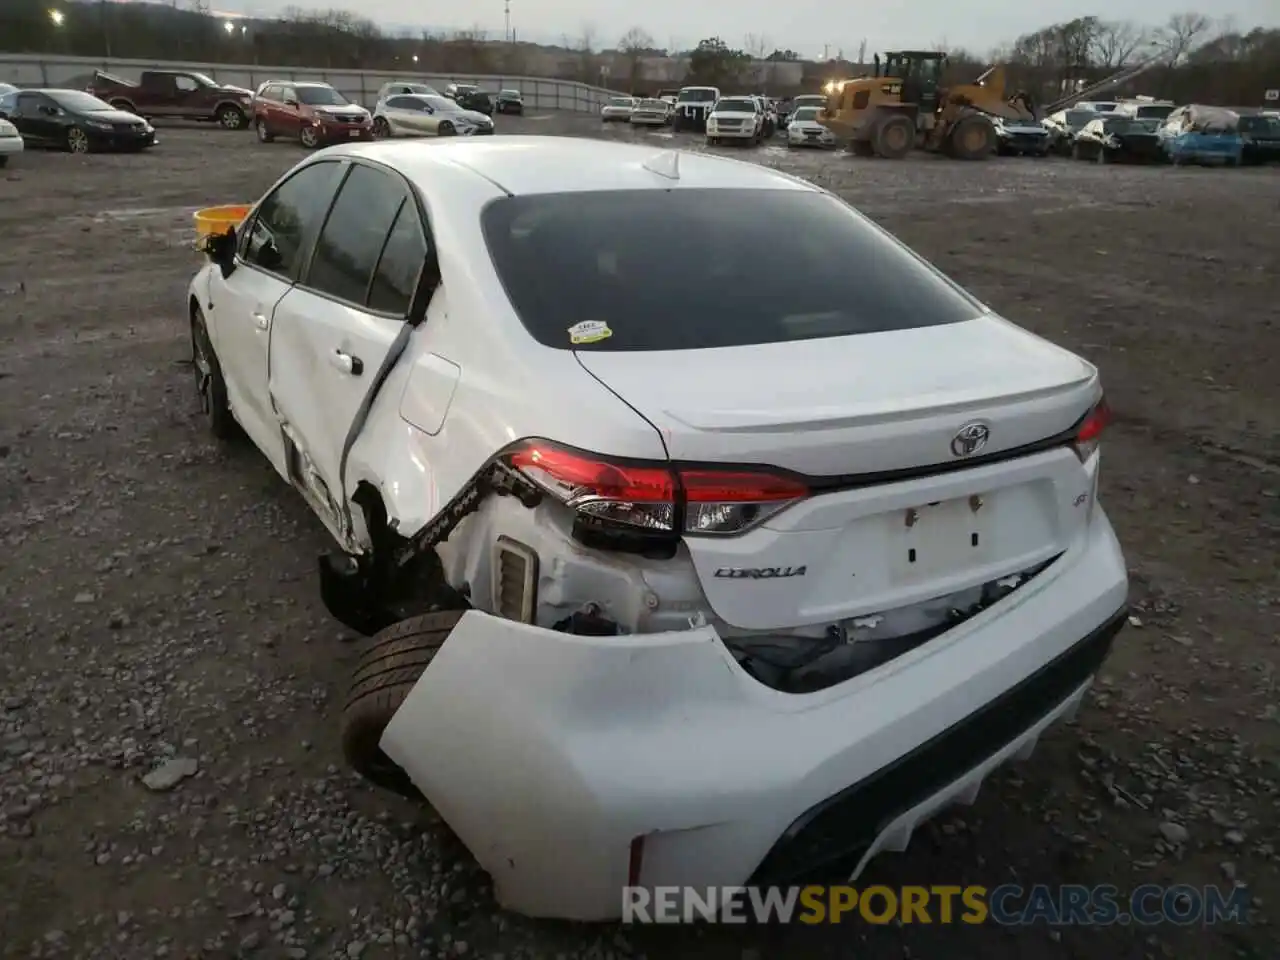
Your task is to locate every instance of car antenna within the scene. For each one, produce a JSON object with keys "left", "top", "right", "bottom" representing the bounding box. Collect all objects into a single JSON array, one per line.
[{"left": 642, "top": 150, "right": 680, "bottom": 181}]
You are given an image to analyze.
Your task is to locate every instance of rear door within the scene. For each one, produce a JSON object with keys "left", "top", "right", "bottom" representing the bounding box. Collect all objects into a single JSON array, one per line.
[
  {"left": 11, "top": 92, "right": 58, "bottom": 144},
  {"left": 268, "top": 162, "right": 432, "bottom": 530},
  {"left": 140, "top": 73, "right": 179, "bottom": 117},
  {"left": 277, "top": 85, "right": 302, "bottom": 137},
  {"left": 209, "top": 159, "right": 346, "bottom": 471}
]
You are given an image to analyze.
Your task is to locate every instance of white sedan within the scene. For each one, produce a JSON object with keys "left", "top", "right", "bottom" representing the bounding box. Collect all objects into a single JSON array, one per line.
[
  {"left": 372, "top": 93, "right": 493, "bottom": 137},
  {"left": 188, "top": 136, "right": 1128, "bottom": 921},
  {"left": 0, "top": 116, "right": 23, "bottom": 167},
  {"left": 600, "top": 96, "right": 635, "bottom": 122},
  {"left": 786, "top": 105, "right": 836, "bottom": 148}
]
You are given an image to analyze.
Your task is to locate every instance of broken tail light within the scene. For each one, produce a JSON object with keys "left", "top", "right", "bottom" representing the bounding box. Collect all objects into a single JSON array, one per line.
[
  {"left": 1072, "top": 396, "right": 1111, "bottom": 462},
  {"left": 506, "top": 441, "right": 808, "bottom": 536}
]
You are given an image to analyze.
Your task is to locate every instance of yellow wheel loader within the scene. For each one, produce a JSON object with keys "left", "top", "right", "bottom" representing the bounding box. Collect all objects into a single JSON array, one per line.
[{"left": 819, "top": 51, "right": 1038, "bottom": 160}]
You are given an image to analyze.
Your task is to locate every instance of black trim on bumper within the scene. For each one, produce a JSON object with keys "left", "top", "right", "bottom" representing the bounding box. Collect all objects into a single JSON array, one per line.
[{"left": 748, "top": 607, "right": 1127, "bottom": 886}]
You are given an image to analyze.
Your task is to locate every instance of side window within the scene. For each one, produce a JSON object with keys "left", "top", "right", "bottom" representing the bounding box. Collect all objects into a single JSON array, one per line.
[
  {"left": 281, "top": 86, "right": 297, "bottom": 103},
  {"left": 16, "top": 92, "right": 47, "bottom": 114},
  {"left": 368, "top": 203, "right": 429, "bottom": 314},
  {"left": 386, "top": 96, "right": 414, "bottom": 110},
  {"left": 306, "top": 164, "right": 408, "bottom": 307},
  {"left": 240, "top": 161, "right": 345, "bottom": 278},
  {"left": 175, "top": 75, "right": 199, "bottom": 92}
]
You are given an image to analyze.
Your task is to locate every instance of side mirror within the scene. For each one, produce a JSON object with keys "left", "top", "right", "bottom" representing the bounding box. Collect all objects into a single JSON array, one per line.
[
  {"left": 207, "top": 228, "right": 238, "bottom": 278},
  {"left": 284, "top": 99, "right": 299, "bottom": 108},
  {"left": 40, "top": 105, "right": 58, "bottom": 117}
]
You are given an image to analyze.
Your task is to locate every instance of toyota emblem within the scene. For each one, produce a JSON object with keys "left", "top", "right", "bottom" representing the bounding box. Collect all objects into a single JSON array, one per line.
[{"left": 950, "top": 422, "right": 991, "bottom": 458}]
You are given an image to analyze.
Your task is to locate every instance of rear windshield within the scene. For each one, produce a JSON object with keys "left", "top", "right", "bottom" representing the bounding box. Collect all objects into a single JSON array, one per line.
[
  {"left": 481, "top": 189, "right": 982, "bottom": 352},
  {"left": 1135, "top": 104, "right": 1174, "bottom": 120}
]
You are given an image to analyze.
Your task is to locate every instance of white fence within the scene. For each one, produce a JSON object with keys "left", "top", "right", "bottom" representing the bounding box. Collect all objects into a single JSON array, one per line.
[{"left": 0, "top": 54, "right": 626, "bottom": 113}]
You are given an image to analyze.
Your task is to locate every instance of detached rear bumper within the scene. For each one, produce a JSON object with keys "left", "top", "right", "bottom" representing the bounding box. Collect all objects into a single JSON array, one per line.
[{"left": 381, "top": 511, "right": 1128, "bottom": 920}]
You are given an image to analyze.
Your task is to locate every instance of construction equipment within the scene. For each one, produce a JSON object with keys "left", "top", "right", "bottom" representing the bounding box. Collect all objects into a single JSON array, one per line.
[{"left": 819, "top": 49, "right": 1165, "bottom": 161}]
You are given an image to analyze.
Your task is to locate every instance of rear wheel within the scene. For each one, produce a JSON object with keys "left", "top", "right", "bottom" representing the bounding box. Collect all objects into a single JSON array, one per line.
[
  {"left": 373, "top": 116, "right": 391, "bottom": 138},
  {"left": 872, "top": 114, "right": 915, "bottom": 159},
  {"left": 255, "top": 118, "right": 273, "bottom": 143},
  {"left": 216, "top": 104, "right": 246, "bottom": 130},
  {"left": 437, "top": 121, "right": 455, "bottom": 137},
  {"left": 948, "top": 115, "right": 995, "bottom": 160},
  {"left": 342, "top": 610, "right": 465, "bottom": 798}
]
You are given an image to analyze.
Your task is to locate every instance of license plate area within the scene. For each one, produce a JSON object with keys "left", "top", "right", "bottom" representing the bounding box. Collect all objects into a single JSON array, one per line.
[
  {"left": 890, "top": 495, "right": 992, "bottom": 584},
  {"left": 348, "top": 129, "right": 361, "bottom": 137}
]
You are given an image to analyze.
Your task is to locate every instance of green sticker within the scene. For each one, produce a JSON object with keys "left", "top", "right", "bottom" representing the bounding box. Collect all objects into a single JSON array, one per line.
[{"left": 568, "top": 320, "right": 612, "bottom": 345}]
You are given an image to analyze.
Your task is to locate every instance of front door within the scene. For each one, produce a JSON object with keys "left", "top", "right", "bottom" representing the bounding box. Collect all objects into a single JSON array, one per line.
[{"left": 268, "top": 161, "right": 431, "bottom": 535}]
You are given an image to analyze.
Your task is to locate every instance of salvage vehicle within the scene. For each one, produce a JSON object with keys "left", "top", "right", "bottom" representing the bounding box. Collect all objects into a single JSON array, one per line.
[
  {"left": 1071, "top": 115, "right": 1165, "bottom": 164},
  {"left": 706, "top": 96, "right": 763, "bottom": 145},
  {"left": 627, "top": 97, "right": 671, "bottom": 127},
  {"left": 0, "top": 115, "right": 23, "bottom": 167},
  {"left": 1114, "top": 97, "right": 1176, "bottom": 123},
  {"left": 991, "top": 115, "right": 1050, "bottom": 156},
  {"left": 372, "top": 94, "right": 494, "bottom": 138},
  {"left": 494, "top": 89, "right": 524, "bottom": 115},
  {"left": 1238, "top": 112, "right": 1280, "bottom": 164},
  {"left": 85, "top": 68, "right": 253, "bottom": 129},
  {"left": 253, "top": 81, "right": 372, "bottom": 148},
  {"left": 1042, "top": 108, "right": 1095, "bottom": 155},
  {"left": 0, "top": 88, "right": 156, "bottom": 153},
  {"left": 785, "top": 105, "right": 837, "bottom": 148},
  {"left": 600, "top": 96, "right": 635, "bottom": 122},
  {"left": 187, "top": 135, "right": 1128, "bottom": 921},
  {"left": 671, "top": 85, "right": 719, "bottom": 131},
  {"left": 1158, "top": 104, "right": 1243, "bottom": 167}
]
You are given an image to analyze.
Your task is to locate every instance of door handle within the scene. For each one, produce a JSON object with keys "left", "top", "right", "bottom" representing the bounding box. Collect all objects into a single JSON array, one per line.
[
  {"left": 252, "top": 312, "right": 269, "bottom": 330},
  {"left": 331, "top": 349, "right": 363, "bottom": 376}
]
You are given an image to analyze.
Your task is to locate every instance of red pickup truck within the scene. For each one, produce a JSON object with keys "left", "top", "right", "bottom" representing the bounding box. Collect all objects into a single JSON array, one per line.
[{"left": 85, "top": 69, "right": 255, "bottom": 129}]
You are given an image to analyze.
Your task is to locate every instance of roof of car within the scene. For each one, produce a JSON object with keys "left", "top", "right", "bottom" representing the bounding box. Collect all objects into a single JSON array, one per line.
[
  {"left": 336, "top": 136, "right": 819, "bottom": 197},
  {"left": 294, "top": 82, "right": 335, "bottom": 88}
]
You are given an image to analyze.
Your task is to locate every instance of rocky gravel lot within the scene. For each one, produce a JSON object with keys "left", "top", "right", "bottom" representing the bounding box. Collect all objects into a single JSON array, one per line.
[{"left": 0, "top": 112, "right": 1277, "bottom": 960}]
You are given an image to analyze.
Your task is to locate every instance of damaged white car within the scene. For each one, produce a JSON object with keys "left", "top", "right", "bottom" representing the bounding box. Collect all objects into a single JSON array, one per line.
[{"left": 187, "top": 136, "right": 1128, "bottom": 921}]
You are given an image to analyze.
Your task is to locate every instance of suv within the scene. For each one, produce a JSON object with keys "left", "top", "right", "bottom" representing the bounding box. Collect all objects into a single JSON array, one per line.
[
  {"left": 85, "top": 69, "right": 254, "bottom": 128},
  {"left": 252, "top": 82, "right": 372, "bottom": 148},
  {"left": 671, "top": 86, "right": 720, "bottom": 132},
  {"left": 494, "top": 89, "right": 524, "bottom": 115},
  {"left": 706, "top": 96, "right": 763, "bottom": 145}
]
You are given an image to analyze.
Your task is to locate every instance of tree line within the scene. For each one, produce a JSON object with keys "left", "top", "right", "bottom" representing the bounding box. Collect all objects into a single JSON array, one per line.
[{"left": 1, "top": 0, "right": 1275, "bottom": 105}]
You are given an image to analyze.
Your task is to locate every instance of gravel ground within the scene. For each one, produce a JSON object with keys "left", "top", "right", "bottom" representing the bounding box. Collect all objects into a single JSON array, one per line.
[{"left": 1, "top": 111, "right": 1277, "bottom": 960}]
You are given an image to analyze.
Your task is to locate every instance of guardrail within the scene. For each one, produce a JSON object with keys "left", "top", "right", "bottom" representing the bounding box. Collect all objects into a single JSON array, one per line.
[{"left": 0, "top": 53, "right": 626, "bottom": 113}]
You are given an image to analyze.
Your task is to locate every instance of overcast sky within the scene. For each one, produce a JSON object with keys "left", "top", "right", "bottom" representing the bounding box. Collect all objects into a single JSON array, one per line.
[{"left": 215, "top": 0, "right": 1280, "bottom": 58}]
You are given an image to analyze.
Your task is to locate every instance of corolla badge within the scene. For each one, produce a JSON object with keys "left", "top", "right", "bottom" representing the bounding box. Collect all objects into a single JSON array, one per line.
[{"left": 950, "top": 421, "right": 991, "bottom": 458}]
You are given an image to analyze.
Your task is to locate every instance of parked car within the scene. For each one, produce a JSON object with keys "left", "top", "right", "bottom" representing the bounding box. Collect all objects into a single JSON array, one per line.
[
  {"left": 628, "top": 98, "right": 670, "bottom": 127},
  {"left": 600, "top": 96, "right": 635, "bottom": 122},
  {"left": 0, "top": 82, "right": 17, "bottom": 98},
  {"left": 376, "top": 81, "right": 441, "bottom": 101},
  {"left": 495, "top": 89, "right": 524, "bottom": 115},
  {"left": 190, "top": 134, "right": 1127, "bottom": 923},
  {"left": 751, "top": 94, "right": 777, "bottom": 137},
  {"left": 1237, "top": 112, "right": 1280, "bottom": 165},
  {"left": 372, "top": 94, "right": 494, "bottom": 137},
  {"left": 1071, "top": 115, "right": 1165, "bottom": 164},
  {"left": 706, "top": 96, "right": 763, "bottom": 145},
  {"left": 1075, "top": 100, "right": 1119, "bottom": 113},
  {"left": 1043, "top": 108, "right": 1096, "bottom": 155},
  {"left": 991, "top": 116, "right": 1051, "bottom": 156},
  {"left": 1114, "top": 99, "right": 1176, "bottom": 123},
  {"left": 455, "top": 89, "right": 495, "bottom": 115},
  {"left": 0, "top": 88, "right": 156, "bottom": 153},
  {"left": 444, "top": 82, "right": 479, "bottom": 100},
  {"left": 0, "top": 115, "right": 23, "bottom": 167},
  {"left": 85, "top": 68, "right": 253, "bottom": 129},
  {"left": 253, "top": 81, "right": 372, "bottom": 148},
  {"left": 785, "top": 105, "right": 836, "bottom": 148},
  {"left": 1158, "top": 104, "right": 1243, "bottom": 167},
  {"left": 671, "top": 86, "right": 719, "bottom": 131}
]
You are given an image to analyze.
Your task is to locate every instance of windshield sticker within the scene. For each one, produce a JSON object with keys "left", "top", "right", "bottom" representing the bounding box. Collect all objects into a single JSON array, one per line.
[{"left": 568, "top": 320, "right": 612, "bottom": 345}]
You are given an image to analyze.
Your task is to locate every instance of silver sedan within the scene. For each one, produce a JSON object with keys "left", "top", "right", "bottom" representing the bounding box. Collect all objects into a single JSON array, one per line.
[{"left": 372, "top": 93, "right": 494, "bottom": 138}]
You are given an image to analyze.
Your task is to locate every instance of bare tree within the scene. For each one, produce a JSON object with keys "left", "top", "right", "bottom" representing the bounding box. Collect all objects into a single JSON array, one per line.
[
  {"left": 1091, "top": 19, "right": 1147, "bottom": 67},
  {"left": 576, "top": 24, "right": 598, "bottom": 85},
  {"left": 618, "top": 26, "right": 655, "bottom": 91},
  {"left": 743, "top": 32, "right": 770, "bottom": 87},
  {"left": 1158, "top": 12, "right": 1210, "bottom": 66}
]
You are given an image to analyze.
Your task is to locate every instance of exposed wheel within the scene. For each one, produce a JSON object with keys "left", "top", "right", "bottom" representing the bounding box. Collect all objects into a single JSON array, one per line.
[
  {"left": 299, "top": 125, "right": 320, "bottom": 149},
  {"left": 66, "top": 127, "right": 90, "bottom": 154},
  {"left": 255, "top": 118, "right": 273, "bottom": 143},
  {"left": 948, "top": 115, "right": 995, "bottom": 160},
  {"left": 1071, "top": 143, "right": 1082, "bottom": 160},
  {"left": 190, "top": 306, "right": 239, "bottom": 441},
  {"left": 873, "top": 114, "right": 915, "bottom": 159},
  {"left": 373, "top": 116, "right": 391, "bottom": 138},
  {"left": 437, "top": 121, "right": 455, "bottom": 137},
  {"left": 342, "top": 610, "right": 465, "bottom": 798},
  {"left": 216, "top": 104, "right": 246, "bottom": 129}
]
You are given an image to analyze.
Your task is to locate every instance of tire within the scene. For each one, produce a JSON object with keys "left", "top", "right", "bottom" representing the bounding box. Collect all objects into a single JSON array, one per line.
[
  {"left": 437, "top": 121, "right": 455, "bottom": 137},
  {"left": 299, "top": 124, "right": 320, "bottom": 149},
  {"left": 255, "top": 118, "right": 273, "bottom": 143},
  {"left": 190, "top": 306, "right": 238, "bottom": 441},
  {"left": 66, "top": 127, "right": 91, "bottom": 154},
  {"left": 342, "top": 610, "right": 465, "bottom": 798},
  {"left": 873, "top": 114, "right": 915, "bottom": 159},
  {"left": 1071, "top": 143, "right": 1082, "bottom": 160},
  {"left": 948, "top": 115, "right": 995, "bottom": 160},
  {"left": 372, "top": 116, "right": 391, "bottom": 138},
  {"left": 216, "top": 104, "right": 246, "bottom": 130},
  {"left": 1097, "top": 148, "right": 1108, "bottom": 165}
]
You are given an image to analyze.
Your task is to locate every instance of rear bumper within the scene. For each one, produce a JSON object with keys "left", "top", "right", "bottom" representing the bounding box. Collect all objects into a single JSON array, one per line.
[{"left": 381, "top": 510, "right": 1128, "bottom": 920}]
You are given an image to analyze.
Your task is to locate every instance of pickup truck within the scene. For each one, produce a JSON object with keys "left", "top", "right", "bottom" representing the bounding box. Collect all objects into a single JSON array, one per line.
[{"left": 85, "top": 69, "right": 255, "bottom": 129}]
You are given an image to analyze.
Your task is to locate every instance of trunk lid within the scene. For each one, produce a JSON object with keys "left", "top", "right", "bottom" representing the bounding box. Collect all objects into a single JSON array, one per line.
[{"left": 576, "top": 317, "right": 1102, "bottom": 631}]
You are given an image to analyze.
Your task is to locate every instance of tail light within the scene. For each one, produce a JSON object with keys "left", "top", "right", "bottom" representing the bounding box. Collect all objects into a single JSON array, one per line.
[
  {"left": 1072, "top": 396, "right": 1111, "bottom": 462},
  {"left": 506, "top": 441, "right": 808, "bottom": 536}
]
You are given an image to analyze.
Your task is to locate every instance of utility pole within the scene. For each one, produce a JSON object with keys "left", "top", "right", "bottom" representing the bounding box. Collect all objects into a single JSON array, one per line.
[
  {"left": 857, "top": 38, "right": 866, "bottom": 65},
  {"left": 822, "top": 43, "right": 829, "bottom": 61},
  {"left": 504, "top": 0, "right": 511, "bottom": 43}
]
